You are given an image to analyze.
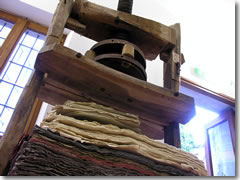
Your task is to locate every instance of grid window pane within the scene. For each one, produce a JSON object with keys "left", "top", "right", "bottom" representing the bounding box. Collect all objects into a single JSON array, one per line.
[
  {"left": 0, "top": 81, "right": 13, "bottom": 104},
  {"left": 0, "top": 19, "right": 14, "bottom": 43},
  {"left": 12, "top": 46, "right": 31, "bottom": 65},
  {"left": 0, "top": 26, "right": 12, "bottom": 39},
  {"left": 22, "top": 30, "right": 39, "bottom": 47},
  {"left": 0, "top": 107, "right": 14, "bottom": 133},
  {"left": 0, "top": 105, "right": 3, "bottom": 114},
  {"left": 33, "top": 38, "right": 45, "bottom": 51},
  {"left": 0, "top": 62, "right": 10, "bottom": 79},
  {"left": 3, "top": 63, "right": 22, "bottom": 84},
  {"left": 25, "top": 50, "right": 38, "bottom": 69},
  {"left": 6, "top": 86, "right": 23, "bottom": 108},
  {"left": 0, "top": 19, "right": 14, "bottom": 39},
  {"left": 0, "top": 38, "right": 4, "bottom": 47},
  {"left": 16, "top": 68, "right": 32, "bottom": 87},
  {"left": 0, "top": 29, "right": 45, "bottom": 135}
]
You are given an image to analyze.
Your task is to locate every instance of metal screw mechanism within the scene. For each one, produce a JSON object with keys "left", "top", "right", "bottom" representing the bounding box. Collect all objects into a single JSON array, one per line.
[
  {"left": 87, "top": 0, "right": 147, "bottom": 81},
  {"left": 113, "top": 0, "right": 133, "bottom": 40},
  {"left": 117, "top": 0, "right": 133, "bottom": 14}
]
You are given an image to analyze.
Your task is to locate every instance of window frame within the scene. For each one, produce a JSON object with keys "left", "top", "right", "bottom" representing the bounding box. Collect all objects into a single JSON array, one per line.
[
  {"left": 0, "top": 10, "right": 49, "bottom": 137},
  {"left": 0, "top": 10, "right": 48, "bottom": 73},
  {"left": 0, "top": 10, "right": 67, "bottom": 137},
  {"left": 204, "top": 109, "right": 235, "bottom": 176}
]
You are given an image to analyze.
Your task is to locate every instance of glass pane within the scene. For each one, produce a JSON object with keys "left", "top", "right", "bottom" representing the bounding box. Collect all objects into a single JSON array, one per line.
[
  {"left": 208, "top": 121, "right": 235, "bottom": 176},
  {"left": 0, "top": 38, "right": 4, "bottom": 47},
  {"left": 22, "top": 31, "right": 38, "bottom": 47},
  {"left": 0, "top": 26, "right": 12, "bottom": 38},
  {"left": 16, "top": 68, "right": 32, "bottom": 87},
  {"left": 33, "top": 38, "right": 45, "bottom": 51},
  {"left": 0, "top": 105, "right": 3, "bottom": 114},
  {"left": 0, "top": 107, "right": 14, "bottom": 133},
  {"left": 9, "top": 33, "right": 26, "bottom": 62},
  {"left": 24, "top": 50, "right": 38, "bottom": 69},
  {"left": 0, "top": 62, "right": 10, "bottom": 79},
  {"left": 6, "top": 86, "right": 23, "bottom": 108},
  {"left": 11, "top": 46, "right": 31, "bottom": 65},
  {"left": 0, "top": 29, "right": 45, "bottom": 135},
  {"left": 0, "top": 81, "right": 13, "bottom": 104},
  {"left": 0, "top": 19, "right": 14, "bottom": 47},
  {"left": 3, "top": 63, "right": 22, "bottom": 84}
]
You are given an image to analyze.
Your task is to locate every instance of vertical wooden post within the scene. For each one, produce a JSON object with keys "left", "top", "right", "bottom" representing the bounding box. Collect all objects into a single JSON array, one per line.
[
  {"left": 163, "top": 23, "right": 182, "bottom": 148},
  {"left": 0, "top": 70, "right": 44, "bottom": 175},
  {"left": 44, "top": 0, "right": 74, "bottom": 46},
  {"left": 163, "top": 23, "right": 182, "bottom": 95},
  {"left": 164, "top": 123, "right": 181, "bottom": 148},
  {"left": 24, "top": 98, "right": 43, "bottom": 135}
]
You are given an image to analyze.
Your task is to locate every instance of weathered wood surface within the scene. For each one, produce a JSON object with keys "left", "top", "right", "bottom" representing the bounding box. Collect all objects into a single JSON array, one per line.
[
  {"left": 163, "top": 24, "right": 183, "bottom": 147},
  {"left": 35, "top": 44, "right": 196, "bottom": 129},
  {"left": 38, "top": 77, "right": 165, "bottom": 139},
  {"left": 0, "top": 16, "right": 28, "bottom": 73},
  {"left": 0, "top": 71, "right": 44, "bottom": 175},
  {"left": 69, "top": 0, "right": 176, "bottom": 60},
  {"left": 163, "top": 23, "right": 182, "bottom": 95},
  {"left": 44, "top": 0, "right": 73, "bottom": 46},
  {"left": 164, "top": 122, "right": 181, "bottom": 148}
]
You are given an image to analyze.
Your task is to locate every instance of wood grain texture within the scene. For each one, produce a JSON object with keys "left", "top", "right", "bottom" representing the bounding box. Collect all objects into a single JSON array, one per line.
[
  {"left": 0, "top": 18, "right": 28, "bottom": 73},
  {"left": 70, "top": 0, "right": 176, "bottom": 60},
  {"left": 162, "top": 24, "right": 182, "bottom": 147},
  {"left": 164, "top": 122, "right": 181, "bottom": 148},
  {"left": 35, "top": 44, "right": 196, "bottom": 128},
  {"left": 0, "top": 10, "right": 19, "bottom": 23},
  {"left": 44, "top": 0, "right": 74, "bottom": 46},
  {"left": 163, "top": 23, "right": 181, "bottom": 94},
  {"left": 181, "top": 77, "right": 235, "bottom": 107},
  {"left": 38, "top": 78, "right": 166, "bottom": 139},
  {"left": 0, "top": 71, "right": 44, "bottom": 175},
  {"left": 24, "top": 98, "right": 43, "bottom": 135}
]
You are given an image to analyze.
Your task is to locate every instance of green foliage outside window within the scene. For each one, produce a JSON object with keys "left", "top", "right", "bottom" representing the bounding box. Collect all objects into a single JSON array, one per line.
[{"left": 180, "top": 124, "right": 197, "bottom": 153}]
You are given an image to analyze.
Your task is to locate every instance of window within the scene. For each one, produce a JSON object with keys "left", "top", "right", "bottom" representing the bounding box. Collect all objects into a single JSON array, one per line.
[
  {"left": 0, "top": 29, "right": 46, "bottom": 135},
  {"left": 205, "top": 109, "right": 235, "bottom": 176},
  {"left": 0, "top": 19, "right": 14, "bottom": 47}
]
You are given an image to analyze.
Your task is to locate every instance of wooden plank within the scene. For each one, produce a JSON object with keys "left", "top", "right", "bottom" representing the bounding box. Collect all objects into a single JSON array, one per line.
[
  {"left": 163, "top": 24, "right": 182, "bottom": 147},
  {"left": 163, "top": 23, "right": 181, "bottom": 95},
  {"left": 35, "top": 44, "right": 196, "bottom": 126},
  {"left": 70, "top": 0, "right": 176, "bottom": 60},
  {"left": 27, "top": 21, "right": 48, "bottom": 35},
  {"left": 24, "top": 98, "right": 43, "bottom": 135},
  {"left": 0, "top": 18, "right": 28, "bottom": 73},
  {"left": 181, "top": 77, "right": 235, "bottom": 107},
  {"left": 0, "top": 10, "right": 18, "bottom": 23},
  {"left": 0, "top": 71, "right": 44, "bottom": 175},
  {"left": 38, "top": 78, "right": 166, "bottom": 139},
  {"left": 164, "top": 122, "right": 181, "bottom": 148},
  {"left": 44, "top": 0, "right": 74, "bottom": 46}
]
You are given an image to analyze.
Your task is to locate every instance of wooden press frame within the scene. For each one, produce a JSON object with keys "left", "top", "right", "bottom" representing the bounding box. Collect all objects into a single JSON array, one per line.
[{"left": 0, "top": 0, "right": 195, "bottom": 174}]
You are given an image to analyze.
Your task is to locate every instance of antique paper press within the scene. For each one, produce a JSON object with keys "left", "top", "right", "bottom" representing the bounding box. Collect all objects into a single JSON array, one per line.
[{"left": 0, "top": 0, "right": 196, "bottom": 174}]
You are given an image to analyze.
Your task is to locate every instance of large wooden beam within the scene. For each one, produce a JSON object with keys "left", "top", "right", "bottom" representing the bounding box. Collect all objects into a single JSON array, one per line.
[
  {"left": 68, "top": 0, "right": 176, "bottom": 60},
  {"left": 0, "top": 71, "right": 44, "bottom": 175},
  {"left": 163, "top": 23, "right": 182, "bottom": 95},
  {"left": 44, "top": 0, "right": 74, "bottom": 46},
  {"left": 35, "top": 44, "right": 196, "bottom": 128},
  {"left": 164, "top": 122, "right": 181, "bottom": 148},
  {"left": 163, "top": 24, "right": 185, "bottom": 148}
]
